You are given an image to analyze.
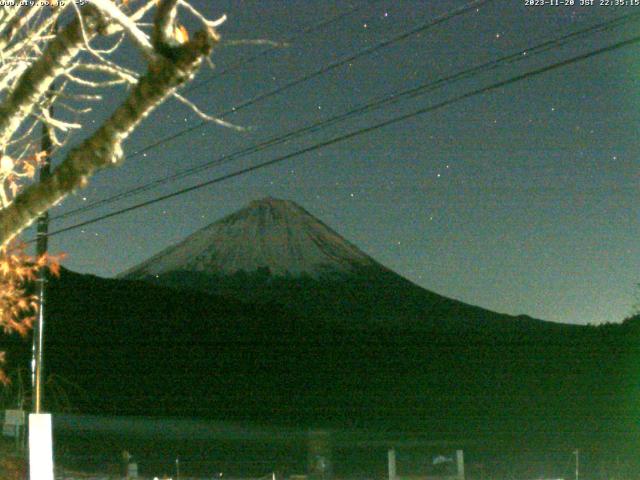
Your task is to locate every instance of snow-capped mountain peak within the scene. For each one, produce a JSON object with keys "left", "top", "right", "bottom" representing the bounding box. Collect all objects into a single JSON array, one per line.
[{"left": 121, "top": 197, "right": 377, "bottom": 279}]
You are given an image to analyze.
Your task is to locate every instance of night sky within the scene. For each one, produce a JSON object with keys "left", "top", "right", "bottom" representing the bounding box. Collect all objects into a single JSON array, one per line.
[{"left": 37, "top": 0, "right": 640, "bottom": 325}]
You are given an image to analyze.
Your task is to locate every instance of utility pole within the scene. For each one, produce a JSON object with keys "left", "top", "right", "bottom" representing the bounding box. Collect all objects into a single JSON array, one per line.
[
  {"left": 388, "top": 448, "right": 397, "bottom": 480},
  {"left": 32, "top": 115, "right": 52, "bottom": 414},
  {"left": 574, "top": 449, "right": 579, "bottom": 480},
  {"left": 28, "top": 81, "right": 54, "bottom": 480},
  {"left": 31, "top": 6, "right": 60, "bottom": 418},
  {"left": 29, "top": 15, "right": 57, "bottom": 480}
]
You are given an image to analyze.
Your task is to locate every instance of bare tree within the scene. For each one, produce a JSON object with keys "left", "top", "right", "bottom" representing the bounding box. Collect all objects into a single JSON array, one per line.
[{"left": 0, "top": 0, "right": 228, "bottom": 376}]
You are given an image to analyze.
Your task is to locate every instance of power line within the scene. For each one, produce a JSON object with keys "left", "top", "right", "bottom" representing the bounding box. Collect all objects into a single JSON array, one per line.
[
  {"left": 182, "top": 1, "right": 381, "bottom": 95},
  {"left": 52, "top": 10, "right": 640, "bottom": 221},
  {"left": 124, "top": 0, "right": 492, "bottom": 160},
  {"left": 38, "top": 33, "right": 640, "bottom": 241},
  {"left": 53, "top": 0, "right": 492, "bottom": 220}
]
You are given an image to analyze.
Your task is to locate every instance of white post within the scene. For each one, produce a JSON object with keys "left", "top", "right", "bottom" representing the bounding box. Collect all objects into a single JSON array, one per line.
[
  {"left": 29, "top": 413, "right": 54, "bottom": 480},
  {"left": 456, "top": 450, "right": 464, "bottom": 480},
  {"left": 388, "top": 448, "right": 397, "bottom": 480}
]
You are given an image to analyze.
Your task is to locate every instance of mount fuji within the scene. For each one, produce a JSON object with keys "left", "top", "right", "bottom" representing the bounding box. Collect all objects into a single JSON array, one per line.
[
  {"left": 120, "top": 197, "right": 542, "bottom": 329},
  {"left": 121, "top": 197, "right": 377, "bottom": 279},
  {"left": 8, "top": 197, "right": 635, "bottom": 451}
]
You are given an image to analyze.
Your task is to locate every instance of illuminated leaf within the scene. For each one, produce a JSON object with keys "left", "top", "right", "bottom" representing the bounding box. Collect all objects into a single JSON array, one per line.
[
  {"left": 175, "top": 25, "right": 189, "bottom": 44},
  {"left": 22, "top": 162, "right": 36, "bottom": 179},
  {"left": 48, "top": 261, "right": 60, "bottom": 277},
  {"left": 0, "top": 262, "right": 10, "bottom": 276}
]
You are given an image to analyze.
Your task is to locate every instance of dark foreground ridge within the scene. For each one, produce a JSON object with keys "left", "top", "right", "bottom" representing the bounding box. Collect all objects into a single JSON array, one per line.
[{"left": 23, "top": 268, "right": 640, "bottom": 448}]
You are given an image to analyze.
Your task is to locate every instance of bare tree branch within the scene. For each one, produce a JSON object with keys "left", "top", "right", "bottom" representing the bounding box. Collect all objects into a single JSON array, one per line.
[
  {"left": 90, "top": 0, "right": 155, "bottom": 57},
  {"left": 0, "top": 6, "right": 109, "bottom": 149},
  {"left": 0, "top": 0, "right": 228, "bottom": 361},
  {"left": 0, "top": 30, "right": 216, "bottom": 245},
  {"left": 153, "top": 0, "right": 180, "bottom": 48}
]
